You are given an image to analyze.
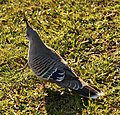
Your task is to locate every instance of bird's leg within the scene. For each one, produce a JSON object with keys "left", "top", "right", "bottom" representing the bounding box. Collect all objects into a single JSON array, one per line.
[{"left": 36, "top": 81, "right": 47, "bottom": 91}]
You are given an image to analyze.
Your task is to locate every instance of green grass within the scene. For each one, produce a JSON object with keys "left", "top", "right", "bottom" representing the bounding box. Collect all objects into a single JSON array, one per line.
[{"left": 0, "top": 0, "right": 120, "bottom": 114}]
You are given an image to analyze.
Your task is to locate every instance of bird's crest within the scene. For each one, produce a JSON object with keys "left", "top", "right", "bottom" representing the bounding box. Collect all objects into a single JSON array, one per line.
[{"left": 23, "top": 13, "right": 30, "bottom": 28}]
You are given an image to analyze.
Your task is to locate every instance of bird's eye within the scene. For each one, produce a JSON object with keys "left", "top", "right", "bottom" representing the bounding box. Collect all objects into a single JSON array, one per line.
[{"left": 27, "top": 33, "right": 29, "bottom": 36}]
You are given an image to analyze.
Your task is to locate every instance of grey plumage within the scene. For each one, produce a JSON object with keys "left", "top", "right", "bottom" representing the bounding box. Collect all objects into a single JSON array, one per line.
[{"left": 24, "top": 17, "right": 104, "bottom": 99}]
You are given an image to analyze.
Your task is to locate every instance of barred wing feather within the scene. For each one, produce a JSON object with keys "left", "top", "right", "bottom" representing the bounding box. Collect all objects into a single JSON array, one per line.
[{"left": 29, "top": 55, "right": 65, "bottom": 81}]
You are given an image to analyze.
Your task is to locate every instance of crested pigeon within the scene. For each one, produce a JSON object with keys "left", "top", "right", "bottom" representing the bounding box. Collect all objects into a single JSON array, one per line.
[{"left": 24, "top": 17, "right": 104, "bottom": 99}]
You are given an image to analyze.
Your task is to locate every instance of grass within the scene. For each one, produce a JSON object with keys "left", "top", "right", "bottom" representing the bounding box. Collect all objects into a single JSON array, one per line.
[{"left": 0, "top": 0, "right": 120, "bottom": 114}]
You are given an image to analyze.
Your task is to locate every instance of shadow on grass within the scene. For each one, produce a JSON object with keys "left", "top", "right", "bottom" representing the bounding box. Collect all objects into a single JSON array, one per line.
[{"left": 44, "top": 88, "right": 89, "bottom": 115}]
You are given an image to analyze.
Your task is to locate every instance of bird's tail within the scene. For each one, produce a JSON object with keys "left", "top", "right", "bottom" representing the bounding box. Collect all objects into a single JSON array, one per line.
[
  {"left": 76, "top": 82, "right": 104, "bottom": 99},
  {"left": 56, "top": 70, "right": 104, "bottom": 99}
]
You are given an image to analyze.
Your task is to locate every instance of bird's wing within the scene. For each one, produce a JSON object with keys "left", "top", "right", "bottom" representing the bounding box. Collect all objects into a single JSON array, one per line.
[
  {"left": 29, "top": 55, "right": 66, "bottom": 82},
  {"left": 30, "top": 54, "right": 86, "bottom": 90},
  {"left": 56, "top": 67, "right": 86, "bottom": 90},
  {"left": 44, "top": 47, "right": 86, "bottom": 90}
]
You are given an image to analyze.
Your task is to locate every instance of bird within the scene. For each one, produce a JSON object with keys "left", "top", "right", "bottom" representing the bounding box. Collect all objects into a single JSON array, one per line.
[{"left": 24, "top": 16, "right": 104, "bottom": 99}]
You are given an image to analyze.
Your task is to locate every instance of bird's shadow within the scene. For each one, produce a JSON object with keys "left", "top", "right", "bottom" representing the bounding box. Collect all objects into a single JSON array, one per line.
[{"left": 44, "top": 88, "right": 89, "bottom": 115}]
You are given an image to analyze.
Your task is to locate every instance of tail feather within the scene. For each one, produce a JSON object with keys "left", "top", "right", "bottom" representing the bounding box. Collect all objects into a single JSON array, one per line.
[
  {"left": 56, "top": 73, "right": 104, "bottom": 99},
  {"left": 76, "top": 85, "right": 104, "bottom": 99}
]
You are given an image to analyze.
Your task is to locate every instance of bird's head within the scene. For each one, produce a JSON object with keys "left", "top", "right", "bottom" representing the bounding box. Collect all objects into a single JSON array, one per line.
[{"left": 24, "top": 15, "right": 40, "bottom": 42}]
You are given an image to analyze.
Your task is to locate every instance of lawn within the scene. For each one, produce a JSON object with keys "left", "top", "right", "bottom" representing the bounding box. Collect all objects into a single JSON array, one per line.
[{"left": 0, "top": 0, "right": 120, "bottom": 114}]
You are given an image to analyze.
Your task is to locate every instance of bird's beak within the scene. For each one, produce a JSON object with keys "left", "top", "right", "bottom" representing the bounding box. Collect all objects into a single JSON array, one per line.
[{"left": 23, "top": 14, "right": 30, "bottom": 28}]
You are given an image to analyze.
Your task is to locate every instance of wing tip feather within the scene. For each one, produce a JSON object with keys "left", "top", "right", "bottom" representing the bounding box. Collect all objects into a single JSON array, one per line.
[{"left": 90, "top": 91, "right": 104, "bottom": 99}]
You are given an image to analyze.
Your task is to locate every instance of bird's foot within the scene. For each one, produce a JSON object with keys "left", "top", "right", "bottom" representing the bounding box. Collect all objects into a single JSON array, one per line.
[{"left": 36, "top": 82, "right": 47, "bottom": 91}]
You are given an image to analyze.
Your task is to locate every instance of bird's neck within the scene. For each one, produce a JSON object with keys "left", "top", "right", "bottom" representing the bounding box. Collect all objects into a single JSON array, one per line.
[
  {"left": 28, "top": 38, "right": 46, "bottom": 58},
  {"left": 30, "top": 37, "right": 45, "bottom": 46}
]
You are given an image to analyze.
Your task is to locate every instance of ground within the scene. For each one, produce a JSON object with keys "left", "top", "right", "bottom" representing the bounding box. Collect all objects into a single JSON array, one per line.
[{"left": 0, "top": 0, "right": 120, "bottom": 114}]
